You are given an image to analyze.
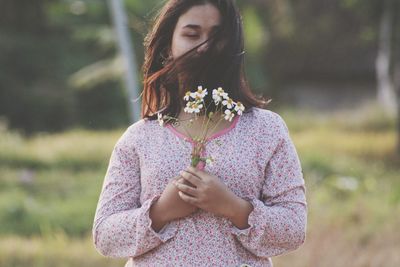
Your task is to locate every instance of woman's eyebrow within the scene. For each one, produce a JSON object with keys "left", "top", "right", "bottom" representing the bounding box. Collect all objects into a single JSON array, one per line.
[
  {"left": 182, "top": 24, "right": 200, "bottom": 30},
  {"left": 182, "top": 24, "right": 220, "bottom": 31}
]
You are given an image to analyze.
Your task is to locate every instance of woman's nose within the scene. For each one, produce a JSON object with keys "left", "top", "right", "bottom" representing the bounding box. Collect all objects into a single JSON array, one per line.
[{"left": 196, "top": 41, "right": 209, "bottom": 54}]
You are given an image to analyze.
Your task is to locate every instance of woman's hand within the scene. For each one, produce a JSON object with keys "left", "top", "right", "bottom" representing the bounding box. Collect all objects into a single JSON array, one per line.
[
  {"left": 173, "top": 167, "right": 254, "bottom": 229},
  {"left": 172, "top": 166, "right": 240, "bottom": 218},
  {"left": 149, "top": 176, "right": 199, "bottom": 232}
]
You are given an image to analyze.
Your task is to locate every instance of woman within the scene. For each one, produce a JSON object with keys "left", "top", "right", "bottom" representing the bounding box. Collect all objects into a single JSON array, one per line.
[{"left": 92, "top": 0, "right": 307, "bottom": 266}]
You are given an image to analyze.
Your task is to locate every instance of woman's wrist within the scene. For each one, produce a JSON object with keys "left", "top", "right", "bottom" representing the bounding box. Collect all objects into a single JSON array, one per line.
[
  {"left": 149, "top": 199, "right": 169, "bottom": 232},
  {"left": 227, "top": 196, "right": 254, "bottom": 230}
]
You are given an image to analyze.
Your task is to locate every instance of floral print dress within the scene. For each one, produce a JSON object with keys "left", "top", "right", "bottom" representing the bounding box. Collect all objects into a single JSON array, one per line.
[{"left": 92, "top": 107, "right": 307, "bottom": 267}]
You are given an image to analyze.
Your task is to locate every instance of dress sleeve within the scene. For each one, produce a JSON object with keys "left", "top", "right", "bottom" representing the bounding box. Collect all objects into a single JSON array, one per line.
[
  {"left": 229, "top": 113, "right": 307, "bottom": 258},
  {"left": 92, "top": 128, "right": 179, "bottom": 258}
]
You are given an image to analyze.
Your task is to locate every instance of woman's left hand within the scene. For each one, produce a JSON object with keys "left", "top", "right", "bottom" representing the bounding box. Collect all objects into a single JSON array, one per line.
[{"left": 173, "top": 166, "right": 239, "bottom": 218}]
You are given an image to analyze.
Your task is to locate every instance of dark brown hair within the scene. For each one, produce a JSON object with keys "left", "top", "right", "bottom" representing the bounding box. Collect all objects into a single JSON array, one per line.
[{"left": 141, "top": 0, "right": 270, "bottom": 120}]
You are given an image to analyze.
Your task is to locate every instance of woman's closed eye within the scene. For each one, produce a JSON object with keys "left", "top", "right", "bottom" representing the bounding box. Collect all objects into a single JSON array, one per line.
[{"left": 184, "top": 34, "right": 199, "bottom": 38}]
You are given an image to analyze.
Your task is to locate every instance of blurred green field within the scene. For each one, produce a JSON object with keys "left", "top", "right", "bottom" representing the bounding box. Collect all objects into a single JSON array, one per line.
[{"left": 0, "top": 107, "right": 399, "bottom": 267}]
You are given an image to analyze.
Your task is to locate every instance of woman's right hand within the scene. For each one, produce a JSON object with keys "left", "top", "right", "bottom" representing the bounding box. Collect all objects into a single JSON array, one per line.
[{"left": 149, "top": 176, "right": 199, "bottom": 232}]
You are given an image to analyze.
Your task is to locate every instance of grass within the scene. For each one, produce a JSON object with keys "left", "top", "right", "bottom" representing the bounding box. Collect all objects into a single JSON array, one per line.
[
  {"left": 0, "top": 105, "right": 399, "bottom": 267},
  {"left": 0, "top": 233, "right": 124, "bottom": 267},
  {"left": 0, "top": 128, "right": 121, "bottom": 170}
]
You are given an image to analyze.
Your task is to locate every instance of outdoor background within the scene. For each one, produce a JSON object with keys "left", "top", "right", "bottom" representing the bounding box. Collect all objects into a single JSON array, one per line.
[{"left": 1, "top": 0, "right": 400, "bottom": 266}]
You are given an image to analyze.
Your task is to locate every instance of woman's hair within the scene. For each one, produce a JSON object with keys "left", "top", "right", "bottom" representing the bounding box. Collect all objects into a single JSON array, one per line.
[{"left": 141, "top": 0, "right": 270, "bottom": 120}]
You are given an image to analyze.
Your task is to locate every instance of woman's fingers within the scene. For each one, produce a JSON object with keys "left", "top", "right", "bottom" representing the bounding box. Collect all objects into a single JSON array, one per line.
[
  {"left": 178, "top": 191, "right": 198, "bottom": 205},
  {"left": 179, "top": 170, "right": 201, "bottom": 187},
  {"left": 186, "top": 166, "right": 207, "bottom": 180},
  {"left": 174, "top": 181, "right": 198, "bottom": 197},
  {"left": 171, "top": 176, "right": 183, "bottom": 183}
]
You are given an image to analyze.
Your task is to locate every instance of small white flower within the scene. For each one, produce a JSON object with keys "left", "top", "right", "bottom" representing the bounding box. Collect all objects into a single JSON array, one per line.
[
  {"left": 234, "top": 101, "right": 245, "bottom": 115},
  {"left": 194, "top": 94, "right": 204, "bottom": 103},
  {"left": 224, "top": 109, "right": 235, "bottom": 121},
  {"left": 220, "top": 88, "right": 229, "bottom": 99},
  {"left": 157, "top": 112, "right": 164, "bottom": 126},
  {"left": 188, "top": 86, "right": 208, "bottom": 100},
  {"left": 183, "top": 91, "right": 191, "bottom": 101},
  {"left": 212, "top": 95, "right": 221, "bottom": 104},
  {"left": 189, "top": 92, "right": 197, "bottom": 99},
  {"left": 184, "top": 103, "right": 193, "bottom": 114},
  {"left": 205, "top": 156, "right": 215, "bottom": 166},
  {"left": 185, "top": 86, "right": 208, "bottom": 108},
  {"left": 212, "top": 87, "right": 228, "bottom": 105},
  {"left": 212, "top": 91, "right": 222, "bottom": 104},
  {"left": 196, "top": 86, "right": 208, "bottom": 98},
  {"left": 184, "top": 101, "right": 194, "bottom": 113},
  {"left": 184, "top": 101, "right": 203, "bottom": 114},
  {"left": 191, "top": 101, "right": 203, "bottom": 113},
  {"left": 222, "top": 97, "right": 235, "bottom": 109}
]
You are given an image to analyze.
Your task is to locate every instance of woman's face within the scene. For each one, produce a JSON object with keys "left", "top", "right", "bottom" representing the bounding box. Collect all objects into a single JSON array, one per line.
[{"left": 171, "top": 3, "right": 221, "bottom": 59}]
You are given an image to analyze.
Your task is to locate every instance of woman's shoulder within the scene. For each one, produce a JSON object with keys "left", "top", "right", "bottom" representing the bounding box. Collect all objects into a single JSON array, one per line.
[
  {"left": 248, "top": 107, "right": 288, "bottom": 130},
  {"left": 115, "top": 118, "right": 159, "bottom": 148},
  {"left": 126, "top": 117, "right": 157, "bottom": 134},
  {"left": 242, "top": 108, "right": 294, "bottom": 155}
]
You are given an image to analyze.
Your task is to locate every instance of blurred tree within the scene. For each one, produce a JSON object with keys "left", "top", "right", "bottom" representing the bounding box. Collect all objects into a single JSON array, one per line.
[
  {"left": 107, "top": 0, "right": 141, "bottom": 123},
  {"left": 375, "top": 0, "right": 397, "bottom": 116},
  {"left": 392, "top": 2, "right": 400, "bottom": 153},
  {"left": 68, "top": 0, "right": 160, "bottom": 121},
  {"left": 68, "top": 0, "right": 160, "bottom": 89},
  {"left": 0, "top": 0, "right": 74, "bottom": 133},
  {"left": 341, "top": 0, "right": 400, "bottom": 153},
  {"left": 0, "top": 0, "right": 131, "bottom": 134}
]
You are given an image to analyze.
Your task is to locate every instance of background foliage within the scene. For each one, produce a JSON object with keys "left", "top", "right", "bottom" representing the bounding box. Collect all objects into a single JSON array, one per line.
[{"left": 0, "top": 0, "right": 399, "bottom": 266}]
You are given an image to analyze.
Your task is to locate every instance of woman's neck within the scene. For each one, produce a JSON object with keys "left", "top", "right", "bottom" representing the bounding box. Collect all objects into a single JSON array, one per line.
[{"left": 178, "top": 108, "right": 223, "bottom": 122}]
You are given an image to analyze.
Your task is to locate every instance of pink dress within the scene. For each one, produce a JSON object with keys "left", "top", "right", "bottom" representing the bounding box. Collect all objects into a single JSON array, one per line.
[{"left": 92, "top": 107, "right": 307, "bottom": 267}]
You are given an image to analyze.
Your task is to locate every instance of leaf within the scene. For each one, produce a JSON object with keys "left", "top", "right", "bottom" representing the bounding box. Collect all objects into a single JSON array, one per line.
[{"left": 191, "top": 157, "right": 200, "bottom": 167}]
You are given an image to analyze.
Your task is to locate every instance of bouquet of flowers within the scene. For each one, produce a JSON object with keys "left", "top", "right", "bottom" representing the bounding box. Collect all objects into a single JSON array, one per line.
[{"left": 157, "top": 86, "right": 245, "bottom": 168}]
